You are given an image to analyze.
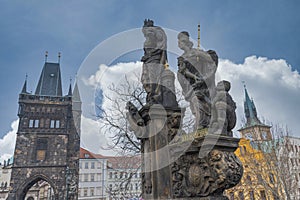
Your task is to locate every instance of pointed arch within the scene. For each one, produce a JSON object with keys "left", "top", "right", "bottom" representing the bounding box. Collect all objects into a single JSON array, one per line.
[{"left": 16, "top": 174, "right": 58, "bottom": 199}]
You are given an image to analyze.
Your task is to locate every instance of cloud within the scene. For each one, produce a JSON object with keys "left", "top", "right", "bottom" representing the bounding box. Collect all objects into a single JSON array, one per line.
[
  {"left": 86, "top": 56, "right": 300, "bottom": 138},
  {"left": 0, "top": 119, "right": 18, "bottom": 164},
  {"left": 217, "top": 56, "right": 300, "bottom": 136},
  {"left": 80, "top": 115, "right": 116, "bottom": 156},
  {"left": 2, "top": 55, "right": 298, "bottom": 162}
]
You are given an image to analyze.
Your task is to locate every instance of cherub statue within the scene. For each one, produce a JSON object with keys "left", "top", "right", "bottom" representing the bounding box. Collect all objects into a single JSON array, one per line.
[{"left": 210, "top": 80, "right": 236, "bottom": 136}]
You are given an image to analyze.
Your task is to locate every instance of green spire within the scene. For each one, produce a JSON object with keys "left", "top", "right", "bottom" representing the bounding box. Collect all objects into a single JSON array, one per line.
[{"left": 243, "top": 84, "right": 262, "bottom": 127}]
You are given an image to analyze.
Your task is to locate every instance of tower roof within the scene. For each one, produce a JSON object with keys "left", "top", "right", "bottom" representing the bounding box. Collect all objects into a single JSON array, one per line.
[
  {"left": 73, "top": 81, "right": 81, "bottom": 102},
  {"left": 21, "top": 79, "right": 27, "bottom": 94},
  {"left": 35, "top": 62, "right": 62, "bottom": 96},
  {"left": 243, "top": 85, "right": 264, "bottom": 127},
  {"left": 67, "top": 83, "right": 72, "bottom": 96}
]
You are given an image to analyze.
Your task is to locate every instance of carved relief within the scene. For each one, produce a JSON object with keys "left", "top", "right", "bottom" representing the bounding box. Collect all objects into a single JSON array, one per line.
[{"left": 172, "top": 150, "right": 243, "bottom": 198}]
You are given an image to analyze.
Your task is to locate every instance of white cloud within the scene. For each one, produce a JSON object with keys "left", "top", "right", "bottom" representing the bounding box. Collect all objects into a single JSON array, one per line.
[
  {"left": 80, "top": 115, "right": 116, "bottom": 156},
  {"left": 2, "top": 56, "right": 298, "bottom": 162},
  {"left": 84, "top": 61, "right": 142, "bottom": 89},
  {"left": 217, "top": 56, "right": 300, "bottom": 136},
  {"left": 86, "top": 56, "right": 300, "bottom": 138},
  {"left": 0, "top": 119, "right": 18, "bottom": 164}
]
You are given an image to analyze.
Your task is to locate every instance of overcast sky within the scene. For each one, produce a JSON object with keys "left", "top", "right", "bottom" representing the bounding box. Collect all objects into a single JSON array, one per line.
[{"left": 0, "top": 1, "right": 300, "bottom": 161}]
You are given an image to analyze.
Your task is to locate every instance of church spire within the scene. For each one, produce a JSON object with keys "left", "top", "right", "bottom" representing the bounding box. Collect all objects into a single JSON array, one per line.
[
  {"left": 21, "top": 74, "right": 28, "bottom": 94},
  {"left": 67, "top": 77, "right": 72, "bottom": 96},
  {"left": 243, "top": 84, "right": 262, "bottom": 127}
]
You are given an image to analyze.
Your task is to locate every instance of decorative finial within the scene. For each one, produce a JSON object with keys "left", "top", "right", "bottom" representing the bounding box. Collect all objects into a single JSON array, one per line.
[
  {"left": 197, "top": 23, "right": 200, "bottom": 49},
  {"left": 45, "top": 51, "right": 48, "bottom": 62},
  {"left": 25, "top": 73, "right": 28, "bottom": 81},
  {"left": 242, "top": 81, "right": 246, "bottom": 89},
  {"left": 58, "top": 52, "right": 61, "bottom": 63}
]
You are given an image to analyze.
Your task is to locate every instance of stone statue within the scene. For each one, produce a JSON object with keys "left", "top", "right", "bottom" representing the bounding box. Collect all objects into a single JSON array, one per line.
[
  {"left": 177, "top": 31, "right": 218, "bottom": 130},
  {"left": 210, "top": 80, "right": 237, "bottom": 136},
  {"left": 141, "top": 19, "right": 167, "bottom": 105},
  {"left": 127, "top": 20, "right": 242, "bottom": 200}
]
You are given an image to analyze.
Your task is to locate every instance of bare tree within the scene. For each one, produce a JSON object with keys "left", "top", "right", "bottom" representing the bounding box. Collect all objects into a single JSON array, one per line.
[
  {"left": 97, "top": 73, "right": 145, "bottom": 156},
  {"left": 97, "top": 71, "right": 193, "bottom": 199}
]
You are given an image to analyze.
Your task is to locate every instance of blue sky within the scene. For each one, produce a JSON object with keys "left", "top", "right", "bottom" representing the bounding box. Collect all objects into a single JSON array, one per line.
[{"left": 0, "top": 0, "right": 300, "bottom": 141}]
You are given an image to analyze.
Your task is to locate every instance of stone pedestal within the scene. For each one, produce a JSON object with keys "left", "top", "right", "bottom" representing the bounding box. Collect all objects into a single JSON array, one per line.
[
  {"left": 139, "top": 104, "right": 182, "bottom": 199},
  {"left": 169, "top": 133, "right": 243, "bottom": 200}
]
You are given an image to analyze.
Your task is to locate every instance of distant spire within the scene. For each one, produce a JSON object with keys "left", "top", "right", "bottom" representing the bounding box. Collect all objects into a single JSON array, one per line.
[
  {"left": 45, "top": 51, "right": 48, "bottom": 62},
  {"left": 243, "top": 83, "right": 262, "bottom": 127},
  {"left": 197, "top": 23, "right": 200, "bottom": 49},
  {"left": 58, "top": 52, "right": 61, "bottom": 64},
  {"left": 68, "top": 77, "right": 72, "bottom": 96},
  {"left": 21, "top": 74, "right": 28, "bottom": 94},
  {"left": 73, "top": 80, "right": 81, "bottom": 102}
]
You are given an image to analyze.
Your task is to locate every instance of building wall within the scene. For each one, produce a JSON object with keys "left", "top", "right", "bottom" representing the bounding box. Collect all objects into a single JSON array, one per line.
[
  {"left": 106, "top": 167, "right": 141, "bottom": 200},
  {"left": 78, "top": 155, "right": 108, "bottom": 200},
  {"left": 225, "top": 137, "right": 284, "bottom": 200},
  {"left": 283, "top": 136, "right": 300, "bottom": 199},
  {"left": 0, "top": 163, "right": 11, "bottom": 200}
]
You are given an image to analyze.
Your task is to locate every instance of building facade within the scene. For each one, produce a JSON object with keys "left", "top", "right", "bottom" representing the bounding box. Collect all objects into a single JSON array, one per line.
[
  {"left": 7, "top": 58, "right": 81, "bottom": 200},
  {"left": 78, "top": 148, "right": 108, "bottom": 200},
  {"left": 106, "top": 156, "right": 141, "bottom": 200},
  {"left": 0, "top": 159, "right": 12, "bottom": 200},
  {"left": 280, "top": 136, "right": 300, "bottom": 199},
  {"left": 78, "top": 148, "right": 142, "bottom": 200}
]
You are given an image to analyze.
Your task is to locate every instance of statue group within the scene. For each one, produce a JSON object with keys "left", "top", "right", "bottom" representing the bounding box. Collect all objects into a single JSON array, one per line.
[{"left": 127, "top": 19, "right": 243, "bottom": 200}]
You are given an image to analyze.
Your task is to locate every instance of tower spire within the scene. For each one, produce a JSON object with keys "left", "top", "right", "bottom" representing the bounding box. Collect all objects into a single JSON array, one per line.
[
  {"left": 197, "top": 23, "right": 200, "bottom": 49},
  {"left": 243, "top": 83, "right": 262, "bottom": 127},
  {"left": 68, "top": 77, "right": 72, "bottom": 96},
  {"left": 21, "top": 74, "right": 28, "bottom": 94}
]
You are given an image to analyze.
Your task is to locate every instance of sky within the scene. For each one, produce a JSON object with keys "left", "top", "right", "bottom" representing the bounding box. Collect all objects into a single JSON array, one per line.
[{"left": 0, "top": 0, "right": 300, "bottom": 161}]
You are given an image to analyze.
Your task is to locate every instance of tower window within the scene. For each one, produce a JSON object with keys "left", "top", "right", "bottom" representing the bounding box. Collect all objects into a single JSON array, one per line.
[
  {"left": 50, "top": 120, "right": 60, "bottom": 128},
  {"left": 29, "top": 120, "right": 34, "bottom": 128},
  {"left": 36, "top": 138, "right": 48, "bottom": 161},
  {"left": 50, "top": 120, "right": 55, "bottom": 128},
  {"left": 55, "top": 120, "right": 60, "bottom": 128},
  {"left": 34, "top": 120, "right": 39, "bottom": 128},
  {"left": 29, "top": 119, "right": 39, "bottom": 128}
]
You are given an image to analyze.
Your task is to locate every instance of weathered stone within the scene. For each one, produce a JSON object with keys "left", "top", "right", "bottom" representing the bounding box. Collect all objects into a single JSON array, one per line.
[
  {"left": 7, "top": 68, "right": 81, "bottom": 200},
  {"left": 127, "top": 19, "right": 243, "bottom": 200}
]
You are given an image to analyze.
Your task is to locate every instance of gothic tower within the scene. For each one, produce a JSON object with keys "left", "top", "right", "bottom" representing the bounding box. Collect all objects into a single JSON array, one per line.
[
  {"left": 238, "top": 85, "right": 272, "bottom": 141},
  {"left": 7, "top": 58, "right": 81, "bottom": 199}
]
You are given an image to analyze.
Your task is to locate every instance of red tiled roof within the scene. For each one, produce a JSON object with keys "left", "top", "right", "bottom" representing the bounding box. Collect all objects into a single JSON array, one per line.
[
  {"left": 80, "top": 147, "right": 108, "bottom": 159},
  {"left": 79, "top": 147, "right": 141, "bottom": 169}
]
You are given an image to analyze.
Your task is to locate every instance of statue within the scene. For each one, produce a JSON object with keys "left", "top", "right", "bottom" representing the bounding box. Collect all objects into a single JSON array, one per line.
[
  {"left": 177, "top": 31, "right": 217, "bottom": 130},
  {"left": 210, "top": 80, "right": 237, "bottom": 136},
  {"left": 127, "top": 20, "right": 243, "bottom": 200},
  {"left": 141, "top": 19, "right": 167, "bottom": 105}
]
